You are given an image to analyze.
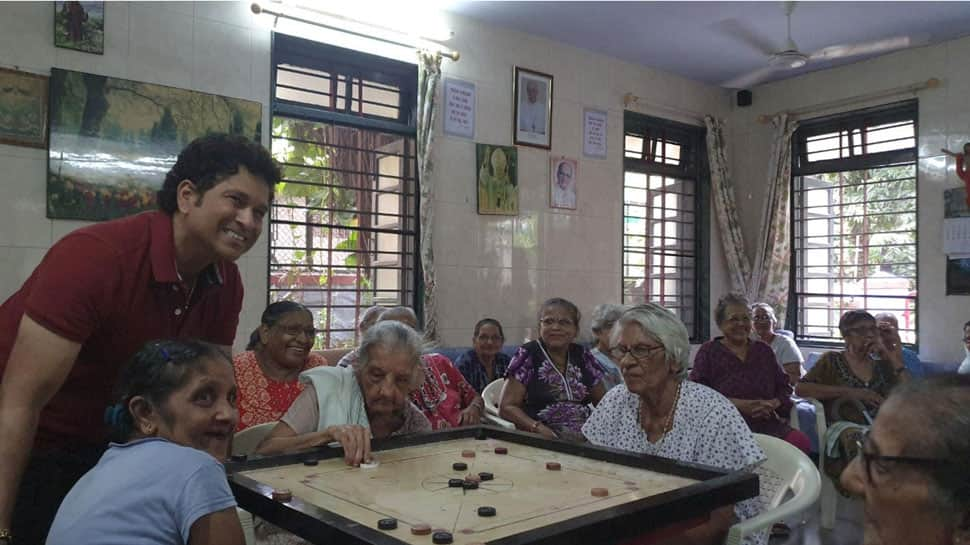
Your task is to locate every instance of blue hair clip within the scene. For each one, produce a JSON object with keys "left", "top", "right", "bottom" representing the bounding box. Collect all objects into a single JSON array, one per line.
[
  {"left": 104, "top": 404, "right": 127, "bottom": 427},
  {"left": 158, "top": 346, "right": 173, "bottom": 362}
]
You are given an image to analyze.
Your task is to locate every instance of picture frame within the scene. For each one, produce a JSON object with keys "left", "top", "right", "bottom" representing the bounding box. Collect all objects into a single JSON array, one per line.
[
  {"left": 476, "top": 143, "right": 518, "bottom": 216},
  {"left": 513, "top": 67, "right": 553, "bottom": 149},
  {"left": 47, "top": 68, "right": 262, "bottom": 221},
  {"left": 54, "top": 1, "right": 105, "bottom": 55},
  {"left": 0, "top": 67, "right": 49, "bottom": 149},
  {"left": 550, "top": 156, "right": 578, "bottom": 210}
]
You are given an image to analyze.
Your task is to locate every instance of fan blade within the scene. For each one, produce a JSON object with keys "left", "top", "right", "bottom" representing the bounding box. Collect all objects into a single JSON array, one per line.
[
  {"left": 809, "top": 35, "right": 914, "bottom": 61},
  {"left": 721, "top": 65, "right": 781, "bottom": 89},
  {"left": 711, "top": 18, "right": 778, "bottom": 56}
]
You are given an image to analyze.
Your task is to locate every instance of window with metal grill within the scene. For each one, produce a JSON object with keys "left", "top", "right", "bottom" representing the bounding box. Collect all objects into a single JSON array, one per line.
[
  {"left": 269, "top": 33, "right": 419, "bottom": 349},
  {"left": 790, "top": 100, "right": 918, "bottom": 345},
  {"left": 622, "top": 112, "right": 709, "bottom": 341}
]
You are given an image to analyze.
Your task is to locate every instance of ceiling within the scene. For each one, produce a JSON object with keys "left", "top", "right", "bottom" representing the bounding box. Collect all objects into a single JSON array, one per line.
[{"left": 442, "top": 1, "right": 970, "bottom": 87}]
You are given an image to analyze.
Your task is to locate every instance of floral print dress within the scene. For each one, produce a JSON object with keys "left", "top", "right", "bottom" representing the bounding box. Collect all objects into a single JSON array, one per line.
[{"left": 506, "top": 340, "right": 603, "bottom": 441}]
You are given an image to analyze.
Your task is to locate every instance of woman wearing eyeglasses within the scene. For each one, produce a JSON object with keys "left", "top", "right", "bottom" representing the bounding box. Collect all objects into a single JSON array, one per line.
[
  {"left": 500, "top": 298, "right": 606, "bottom": 441},
  {"left": 751, "top": 302, "right": 804, "bottom": 385},
  {"left": 690, "top": 294, "right": 811, "bottom": 454},
  {"left": 582, "top": 303, "right": 766, "bottom": 545},
  {"left": 455, "top": 318, "right": 511, "bottom": 393},
  {"left": 233, "top": 301, "right": 329, "bottom": 431},
  {"left": 840, "top": 374, "right": 970, "bottom": 545},
  {"left": 795, "top": 309, "right": 909, "bottom": 492}
]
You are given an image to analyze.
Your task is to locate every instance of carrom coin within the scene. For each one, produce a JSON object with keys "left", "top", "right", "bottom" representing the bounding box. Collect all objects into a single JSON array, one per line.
[
  {"left": 410, "top": 523, "right": 432, "bottom": 536},
  {"left": 545, "top": 461, "right": 562, "bottom": 471},
  {"left": 271, "top": 489, "right": 292, "bottom": 502},
  {"left": 477, "top": 506, "right": 497, "bottom": 517},
  {"left": 377, "top": 518, "right": 398, "bottom": 530},
  {"left": 494, "top": 446, "right": 508, "bottom": 455},
  {"left": 461, "top": 449, "right": 476, "bottom": 458},
  {"left": 452, "top": 462, "right": 468, "bottom": 471},
  {"left": 591, "top": 487, "right": 609, "bottom": 497},
  {"left": 478, "top": 471, "right": 494, "bottom": 481},
  {"left": 432, "top": 531, "right": 454, "bottom": 544}
]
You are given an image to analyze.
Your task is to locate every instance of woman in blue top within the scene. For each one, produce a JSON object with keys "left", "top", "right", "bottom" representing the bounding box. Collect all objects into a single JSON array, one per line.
[
  {"left": 455, "top": 318, "right": 512, "bottom": 393},
  {"left": 47, "top": 339, "right": 243, "bottom": 545}
]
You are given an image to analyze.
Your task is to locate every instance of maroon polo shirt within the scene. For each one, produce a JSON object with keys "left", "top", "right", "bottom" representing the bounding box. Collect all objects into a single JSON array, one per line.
[{"left": 0, "top": 211, "right": 243, "bottom": 451}]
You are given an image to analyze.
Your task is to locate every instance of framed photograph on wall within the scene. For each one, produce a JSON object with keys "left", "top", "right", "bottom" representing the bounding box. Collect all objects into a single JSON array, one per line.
[
  {"left": 0, "top": 68, "right": 49, "bottom": 149},
  {"left": 513, "top": 67, "right": 552, "bottom": 149},
  {"left": 54, "top": 1, "right": 105, "bottom": 54},
  {"left": 550, "top": 156, "right": 577, "bottom": 210},
  {"left": 47, "top": 68, "right": 262, "bottom": 221},
  {"left": 476, "top": 143, "right": 518, "bottom": 216}
]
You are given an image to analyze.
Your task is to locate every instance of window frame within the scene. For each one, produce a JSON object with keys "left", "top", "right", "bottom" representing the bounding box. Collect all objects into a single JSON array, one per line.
[
  {"left": 268, "top": 32, "right": 422, "bottom": 347},
  {"left": 788, "top": 100, "right": 919, "bottom": 349},
  {"left": 622, "top": 112, "right": 710, "bottom": 343}
]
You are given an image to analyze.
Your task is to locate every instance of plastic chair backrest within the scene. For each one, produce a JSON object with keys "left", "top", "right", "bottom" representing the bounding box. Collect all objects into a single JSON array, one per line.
[
  {"left": 232, "top": 422, "right": 277, "bottom": 457},
  {"left": 482, "top": 379, "right": 506, "bottom": 415},
  {"left": 723, "top": 433, "right": 821, "bottom": 545}
]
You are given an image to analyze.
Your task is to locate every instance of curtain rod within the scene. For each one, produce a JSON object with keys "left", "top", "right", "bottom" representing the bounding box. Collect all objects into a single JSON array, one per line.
[
  {"left": 251, "top": 3, "right": 460, "bottom": 62},
  {"left": 756, "top": 77, "right": 940, "bottom": 124},
  {"left": 623, "top": 92, "right": 705, "bottom": 125}
]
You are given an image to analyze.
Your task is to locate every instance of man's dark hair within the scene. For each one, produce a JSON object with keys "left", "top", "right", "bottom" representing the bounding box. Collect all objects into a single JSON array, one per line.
[{"left": 156, "top": 134, "right": 280, "bottom": 214}]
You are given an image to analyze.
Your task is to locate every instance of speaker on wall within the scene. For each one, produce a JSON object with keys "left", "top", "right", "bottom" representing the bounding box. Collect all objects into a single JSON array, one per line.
[{"left": 737, "top": 89, "right": 752, "bottom": 107}]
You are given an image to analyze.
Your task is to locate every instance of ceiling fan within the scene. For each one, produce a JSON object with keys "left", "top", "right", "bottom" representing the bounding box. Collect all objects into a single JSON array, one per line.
[{"left": 719, "top": 1, "right": 921, "bottom": 89}]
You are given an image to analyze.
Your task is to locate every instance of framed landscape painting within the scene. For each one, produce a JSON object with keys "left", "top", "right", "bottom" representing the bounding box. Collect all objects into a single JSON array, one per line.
[
  {"left": 47, "top": 68, "right": 262, "bottom": 220},
  {"left": 54, "top": 1, "right": 105, "bottom": 54},
  {"left": 0, "top": 68, "right": 49, "bottom": 148}
]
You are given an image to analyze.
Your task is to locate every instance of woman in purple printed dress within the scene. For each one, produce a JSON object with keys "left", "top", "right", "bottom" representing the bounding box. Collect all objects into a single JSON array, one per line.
[{"left": 499, "top": 298, "right": 606, "bottom": 441}]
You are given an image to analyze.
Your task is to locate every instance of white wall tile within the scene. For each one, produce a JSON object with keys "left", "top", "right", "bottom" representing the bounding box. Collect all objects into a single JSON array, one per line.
[
  {"left": 195, "top": 0, "right": 254, "bottom": 29},
  {"left": 0, "top": 155, "right": 52, "bottom": 248},
  {"left": 127, "top": 3, "right": 194, "bottom": 88},
  {"left": 192, "top": 19, "right": 252, "bottom": 98},
  {"left": 0, "top": 1, "right": 55, "bottom": 72}
]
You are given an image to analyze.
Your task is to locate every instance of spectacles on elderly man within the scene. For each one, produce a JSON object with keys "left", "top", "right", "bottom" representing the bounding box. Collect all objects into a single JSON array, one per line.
[
  {"left": 855, "top": 429, "right": 956, "bottom": 486},
  {"left": 610, "top": 344, "right": 665, "bottom": 363}
]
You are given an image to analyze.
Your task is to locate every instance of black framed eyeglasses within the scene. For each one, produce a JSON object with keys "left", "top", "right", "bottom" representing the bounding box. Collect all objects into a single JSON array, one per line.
[
  {"left": 610, "top": 344, "right": 665, "bottom": 363},
  {"left": 855, "top": 429, "right": 955, "bottom": 485}
]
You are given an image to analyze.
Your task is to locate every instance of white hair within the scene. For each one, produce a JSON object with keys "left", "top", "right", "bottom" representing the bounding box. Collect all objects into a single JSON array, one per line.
[
  {"left": 355, "top": 321, "right": 424, "bottom": 388},
  {"left": 611, "top": 303, "right": 690, "bottom": 379}
]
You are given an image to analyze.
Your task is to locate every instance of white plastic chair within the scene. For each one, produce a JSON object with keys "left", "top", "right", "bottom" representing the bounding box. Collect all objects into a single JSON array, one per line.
[
  {"left": 232, "top": 422, "right": 278, "bottom": 545},
  {"left": 789, "top": 397, "right": 836, "bottom": 528},
  {"left": 723, "top": 433, "right": 821, "bottom": 545},
  {"left": 481, "top": 378, "right": 515, "bottom": 429}
]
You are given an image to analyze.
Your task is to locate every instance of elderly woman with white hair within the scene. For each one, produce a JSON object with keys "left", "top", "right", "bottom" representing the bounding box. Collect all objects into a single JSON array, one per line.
[
  {"left": 582, "top": 303, "right": 766, "bottom": 545},
  {"left": 256, "top": 321, "right": 431, "bottom": 463},
  {"left": 589, "top": 304, "right": 628, "bottom": 390},
  {"left": 751, "top": 302, "right": 804, "bottom": 385}
]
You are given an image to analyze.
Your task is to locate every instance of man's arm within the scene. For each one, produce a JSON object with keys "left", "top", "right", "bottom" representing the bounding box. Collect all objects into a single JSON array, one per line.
[{"left": 0, "top": 316, "right": 81, "bottom": 530}]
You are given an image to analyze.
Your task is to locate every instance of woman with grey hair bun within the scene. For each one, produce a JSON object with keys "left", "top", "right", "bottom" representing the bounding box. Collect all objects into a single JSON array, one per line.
[
  {"left": 256, "top": 321, "right": 431, "bottom": 464},
  {"left": 583, "top": 303, "right": 767, "bottom": 545},
  {"left": 841, "top": 374, "right": 970, "bottom": 545},
  {"left": 589, "top": 304, "right": 627, "bottom": 390}
]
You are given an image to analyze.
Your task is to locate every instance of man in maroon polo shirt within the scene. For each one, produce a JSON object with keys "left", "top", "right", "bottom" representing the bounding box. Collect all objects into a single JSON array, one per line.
[{"left": 0, "top": 134, "right": 279, "bottom": 545}]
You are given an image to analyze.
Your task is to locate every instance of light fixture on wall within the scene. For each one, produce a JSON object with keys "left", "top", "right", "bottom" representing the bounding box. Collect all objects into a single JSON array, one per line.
[{"left": 251, "top": 2, "right": 459, "bottom": 61}]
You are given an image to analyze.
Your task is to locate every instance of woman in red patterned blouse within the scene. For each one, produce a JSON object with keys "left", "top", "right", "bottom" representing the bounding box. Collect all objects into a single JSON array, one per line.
[{"left": 233, "top": 301, "right": 329, "bottom": 431}]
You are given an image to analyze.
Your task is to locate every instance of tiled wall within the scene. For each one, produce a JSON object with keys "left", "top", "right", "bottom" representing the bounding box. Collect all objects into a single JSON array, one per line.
[
  {"left": 0, "top": 1, "right": 733, "bottom": 352},
  {"left": 0, "top": 1, "right": 271, "bottom": 354},
  {"left": 727, "top": 36, "right": 970, "bottom": 364}
]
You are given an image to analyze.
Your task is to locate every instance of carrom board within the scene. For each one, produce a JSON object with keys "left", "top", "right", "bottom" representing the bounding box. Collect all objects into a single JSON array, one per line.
[{"left": 228, "top": 427, "right": 758, "bottom": 545}]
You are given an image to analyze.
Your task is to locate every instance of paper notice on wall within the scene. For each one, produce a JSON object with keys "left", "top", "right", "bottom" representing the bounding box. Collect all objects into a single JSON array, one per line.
[
  {"left": 583, "top": 108, "right": 607, "bottom": 158},
  {"left": 944, "top": 217, "right": 970, "bottom": 258},
  {"left": 443, "top": 78, "right": 475, "bottom": 139}
]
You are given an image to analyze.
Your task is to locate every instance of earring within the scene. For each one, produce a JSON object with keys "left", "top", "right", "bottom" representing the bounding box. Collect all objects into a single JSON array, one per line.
[{"left": 144, "top": 425, "right": 156, "bottom": 435}]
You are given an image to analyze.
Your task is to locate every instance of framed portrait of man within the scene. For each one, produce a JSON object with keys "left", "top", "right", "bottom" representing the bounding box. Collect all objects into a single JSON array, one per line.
[
  {"left": 550, "top": 156, "right": 578, "bottom": 210},
  {"left": 513, "top": 67, "right": 553, "bottom": 149}
]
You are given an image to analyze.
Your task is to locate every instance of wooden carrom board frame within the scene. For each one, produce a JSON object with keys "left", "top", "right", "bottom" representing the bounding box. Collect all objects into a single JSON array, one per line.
[{"left": 227, "top": 426, "right": 758, "bottom": 545}]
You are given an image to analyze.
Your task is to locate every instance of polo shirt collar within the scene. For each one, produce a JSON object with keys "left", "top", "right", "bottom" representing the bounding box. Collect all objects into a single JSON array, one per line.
[{"left": 149, "top": 211, "right": 225, "bottom": 287}]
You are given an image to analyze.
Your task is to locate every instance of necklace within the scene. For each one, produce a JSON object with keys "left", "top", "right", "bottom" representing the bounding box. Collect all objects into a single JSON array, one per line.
[{"left": 638, "top": 380, "right": 683, "bottom": 443}]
